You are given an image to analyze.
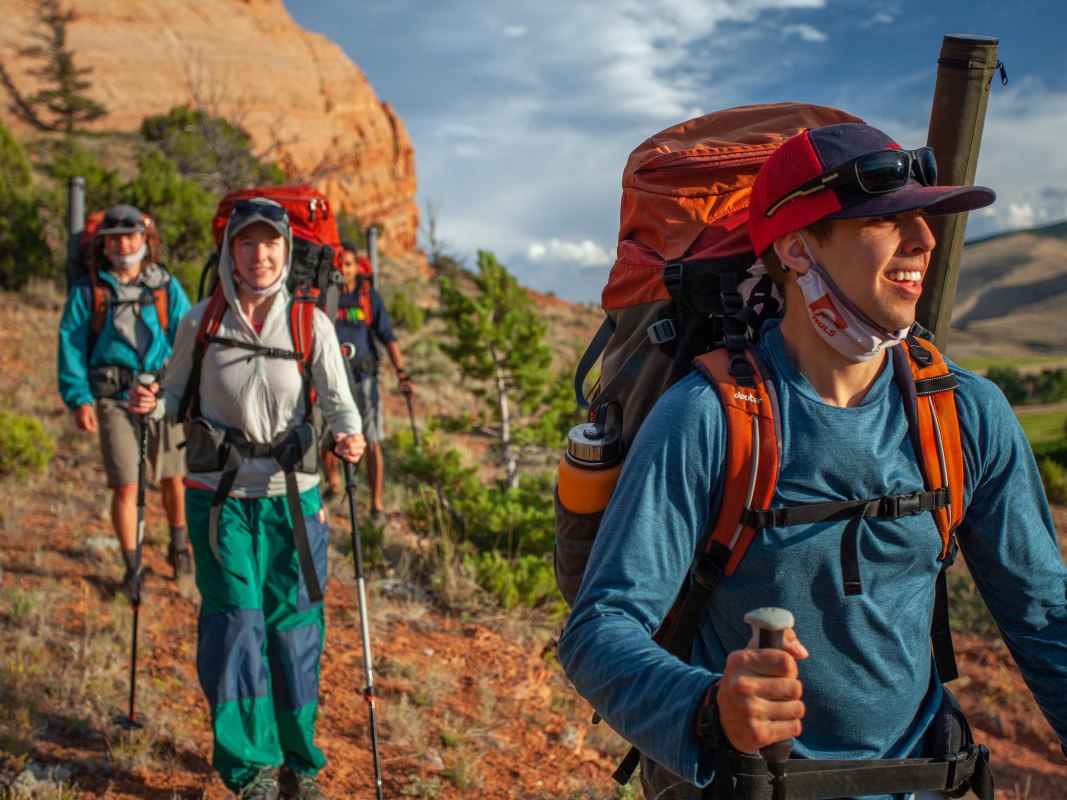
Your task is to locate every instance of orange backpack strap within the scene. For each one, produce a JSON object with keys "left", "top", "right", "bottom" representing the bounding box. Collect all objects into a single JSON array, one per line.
[
  {"left": 153, "top": 284, "right": 169, "bottom": 336},
  {"left": 893, "top": 335, "right": 965, "bottom": 683},
  {"left": 894, "top": 336, "right": 965, "bottom": 556},
  {"left": 657, "top": 345, "right": 780, "bottom": 658},
  {"left": 177, "top": 288, "right": 229, "bottom": 423},
  {"left": 289, "top": 288, "right": 318, "bottom": 414},
  {"left": 89, "top": 275, "right": 110, "bottom": 339},
  {"left": 694, "top": 346, "right": 781, "bottom": 575}
]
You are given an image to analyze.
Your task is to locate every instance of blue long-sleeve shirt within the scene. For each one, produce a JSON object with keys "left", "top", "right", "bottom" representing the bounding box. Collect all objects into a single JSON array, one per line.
[
  {"left": 558, "top": 320, "right": 1067, "bottom": 793},
  {"left": 57, "top": 265, "right": 192, "bottom": 408}
]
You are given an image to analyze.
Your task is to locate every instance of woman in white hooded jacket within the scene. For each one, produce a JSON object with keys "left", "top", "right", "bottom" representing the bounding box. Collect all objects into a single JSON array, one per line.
[{"left": 132, "top": 198, "right": 364, "bottom": 800}]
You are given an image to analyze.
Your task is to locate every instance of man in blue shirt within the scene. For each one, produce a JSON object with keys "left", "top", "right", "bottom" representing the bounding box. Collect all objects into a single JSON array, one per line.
[
  {"left": 558, "top": 123, "right": 1067, "bottom": 799},
  {"left": 58, "top": 204, "right": 192, "bottom": 598},
  {"left": 321, "top": 242, "right": 412, "bottom": 522}
]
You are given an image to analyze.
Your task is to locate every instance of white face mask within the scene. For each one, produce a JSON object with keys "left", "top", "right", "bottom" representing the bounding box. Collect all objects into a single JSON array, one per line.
[
  {"left": 233, "top": 264, "right": 289, "bottom": 298},
  {"left": 793, "top": 234, "right": 909, "bottom": 362},
  {"left": 106, "top": 243, "right": 147, "bottom": 271}
]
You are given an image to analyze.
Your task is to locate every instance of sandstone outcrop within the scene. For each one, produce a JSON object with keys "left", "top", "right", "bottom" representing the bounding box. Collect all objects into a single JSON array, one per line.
[{"left": 0, "top": 0, "right": 418, "bottom": 255}]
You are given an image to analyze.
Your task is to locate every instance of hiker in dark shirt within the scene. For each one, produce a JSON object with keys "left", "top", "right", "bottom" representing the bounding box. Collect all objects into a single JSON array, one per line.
[
  {"left": 321, "top": 242, "right": 412, "bottom": 522},
  {"left": 57, "top": 204, "right": 192, "bottom": 598}
]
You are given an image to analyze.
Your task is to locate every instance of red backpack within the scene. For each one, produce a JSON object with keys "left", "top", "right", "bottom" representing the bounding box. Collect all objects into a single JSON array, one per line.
[{"left": 198, "top": 184, "right": 345, "bottom": 321}]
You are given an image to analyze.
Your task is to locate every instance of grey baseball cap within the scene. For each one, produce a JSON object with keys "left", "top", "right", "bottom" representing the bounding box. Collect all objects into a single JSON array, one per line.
[
  {"left": 227, "top": 198, "right": 290, "bottom": 239},
  {"left": 98, "top": 204, "right": 146, "bottom": 235}
]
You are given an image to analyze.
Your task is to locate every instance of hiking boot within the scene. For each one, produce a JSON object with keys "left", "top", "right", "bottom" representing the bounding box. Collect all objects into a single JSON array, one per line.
[
  {"left": 237, "top": 766, "right": 280, "bottom": 800},
  {"left": 278, "top": 768, "right": 327, "bottom": 800},
  {"left": 167, "top": 543, "right": 193, "bottom": 579},
  {"left": 120, "top": 565, "right": 144, "bottom": 605}
]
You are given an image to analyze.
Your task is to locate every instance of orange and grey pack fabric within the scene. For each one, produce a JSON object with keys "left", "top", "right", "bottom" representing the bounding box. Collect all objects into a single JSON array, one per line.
[
  {"left": 556, "top": 102, "right": 861, "bottom": 603},
  {"left": 75, "top": 209, "right": 168, "bottom": 346},
  {"left": 199, "top": 184, "right": 345, "bottom": 321}
]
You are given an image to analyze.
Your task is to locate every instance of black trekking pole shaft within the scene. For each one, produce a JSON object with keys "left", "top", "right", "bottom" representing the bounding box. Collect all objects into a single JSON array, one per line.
[
  {"left": 745, "top": 608, "right": 795, "bottom": 800},
  {"left": 343, "top": 460, "right": 385, "bottom": 800},
  {"left": 403, "top": 389, "right": 420, "bottom": 451}
]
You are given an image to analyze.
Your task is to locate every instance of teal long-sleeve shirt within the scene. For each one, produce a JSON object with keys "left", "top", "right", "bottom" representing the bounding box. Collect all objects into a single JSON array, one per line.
[
  {"left": 57, "top": 266, "right": 192, "bottom": 408},
  {"left": 558, "top": 320, "right": 1067, "bottom": 793}
]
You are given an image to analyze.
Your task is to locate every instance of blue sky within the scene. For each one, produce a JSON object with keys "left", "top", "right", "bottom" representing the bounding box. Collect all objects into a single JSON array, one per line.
[{"left": 287, "top": 1, "right": 1067, "bottom": 303}]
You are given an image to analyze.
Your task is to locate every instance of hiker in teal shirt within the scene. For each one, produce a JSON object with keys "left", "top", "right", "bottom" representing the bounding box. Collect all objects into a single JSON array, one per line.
[
  {"left": 558, "top": 123, "right": 1067, "bottom": 800},
  {"left": 57, "top": 204, "right": 192, "bottom": 598}
]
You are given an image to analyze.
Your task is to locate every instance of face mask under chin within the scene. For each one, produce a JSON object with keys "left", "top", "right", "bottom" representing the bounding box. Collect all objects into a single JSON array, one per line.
[
  {"left": 794, "top": 234, "right": 909, "bottom": 363},
  {"left": 106, "top": 243, "right": 147, "bottom": 272}
]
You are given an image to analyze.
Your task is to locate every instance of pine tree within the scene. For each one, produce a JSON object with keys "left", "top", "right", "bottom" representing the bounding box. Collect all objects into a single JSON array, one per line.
[
  {"left": 20, "top": 0, "right": 106, "bottom": 133},
  {"left": 439, "top": 250, "right": 553, "bottom": 488}
]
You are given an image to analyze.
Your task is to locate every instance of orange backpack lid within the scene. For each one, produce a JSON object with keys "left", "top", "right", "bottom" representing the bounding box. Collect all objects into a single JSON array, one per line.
[{"left": 602, "top": 102, "right": 862, "bottom": 312}]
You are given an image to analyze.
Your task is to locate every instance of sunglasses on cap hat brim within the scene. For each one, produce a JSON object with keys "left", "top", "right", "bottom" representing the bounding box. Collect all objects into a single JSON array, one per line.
[
  {"left": 764, "top": 147, "right": 937, "bottom": 218},
  {"left": 229, "top": 199, "right": 290, "bottom": 234}
]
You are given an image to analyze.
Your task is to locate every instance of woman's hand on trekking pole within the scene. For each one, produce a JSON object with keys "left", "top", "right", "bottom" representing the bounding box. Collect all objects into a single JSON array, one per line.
[
  {"left": 717, "top": 628, "right": 808, "bottom": 754},
  {"left": 74, "top": 403, "right": 98, "bottom": 433},
  {"left": 127, "top": 381, "right": 159, "bottom": 416},
  {"left": 333, "top": 432, "right": 366, "bottom": 463}
]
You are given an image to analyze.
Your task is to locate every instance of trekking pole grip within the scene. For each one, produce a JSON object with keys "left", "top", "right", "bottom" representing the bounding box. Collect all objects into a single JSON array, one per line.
[{"left": 744, "top": 607, "right": 795, "bottom": 800}]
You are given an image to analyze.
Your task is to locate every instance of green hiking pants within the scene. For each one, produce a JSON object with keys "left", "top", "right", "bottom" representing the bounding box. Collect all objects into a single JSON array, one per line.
[{"left": 187, "top": 485, "right": 329, "bottom": 792}]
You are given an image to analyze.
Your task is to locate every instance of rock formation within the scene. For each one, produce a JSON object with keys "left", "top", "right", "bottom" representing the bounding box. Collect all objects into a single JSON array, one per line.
[{"left": 0, "top": 0, "right": 418, "bottom": 255}]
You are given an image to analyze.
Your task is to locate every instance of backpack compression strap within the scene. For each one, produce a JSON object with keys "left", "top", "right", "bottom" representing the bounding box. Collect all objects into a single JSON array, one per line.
[
  {"left": 289, "top": 288, "right": 318, "bottom": 417},
  {"left": 176, "top": 287, "right": 229, "bottom": 423}
]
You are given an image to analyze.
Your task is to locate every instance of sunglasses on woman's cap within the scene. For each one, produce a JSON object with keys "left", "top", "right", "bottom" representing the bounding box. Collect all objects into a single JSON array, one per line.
[
  {"left": 229, "top": 199, "right": 290, "bottom": 237},
  {"left": 764, "top": 147, "right": 937, "bottom": 218}
]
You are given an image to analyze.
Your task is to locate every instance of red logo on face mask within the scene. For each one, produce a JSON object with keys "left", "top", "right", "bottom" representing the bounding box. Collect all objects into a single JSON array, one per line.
[{"left": 808, "top": 294, "right": 847, "bottom": 337}]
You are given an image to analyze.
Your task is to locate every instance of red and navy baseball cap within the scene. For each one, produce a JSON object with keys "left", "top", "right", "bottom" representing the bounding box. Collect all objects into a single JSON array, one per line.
[{"left": 748, "top": 122, "right": 995, "bottom": 255}]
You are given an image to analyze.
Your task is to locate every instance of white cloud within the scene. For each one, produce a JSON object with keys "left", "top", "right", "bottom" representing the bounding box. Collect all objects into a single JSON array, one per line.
[
  {"left": 783, "top": 24, "right": 828, "bottom": 42},
  {"left": 502, "top": 25, "right": 527, "bottom": 37},
  {"left": 527, "top": 238, "right": 613, "bottom": 268}
]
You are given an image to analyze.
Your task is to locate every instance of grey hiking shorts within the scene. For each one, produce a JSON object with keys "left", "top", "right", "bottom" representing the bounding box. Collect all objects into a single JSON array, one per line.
[
  {"left": 97, "top": 397, "right": 185, "bottom": 487},
  {"left": 353, "top": 376, "right": 384, "bottom": 443}
]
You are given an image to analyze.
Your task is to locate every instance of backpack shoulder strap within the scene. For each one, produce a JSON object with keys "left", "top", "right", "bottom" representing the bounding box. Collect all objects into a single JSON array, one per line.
[
  {"left": 656, "top": 345, "right": 780, "bottom": 659},
  {"left": 289, "top": 288, "right": 318, "bottom": 416},
  {"left": 893, "top": 335, "right": 965, "bottom": 553},
  {"left": 693, "top": 345, "right": 781, "bottom": 576},
  {"left": 177, "top": 287, "right": 229, "bottom": 423},
  {"left": 357, "top": 276, "right": 374, "bottom": 327},
  {"left": 89, "top": 271, "right": 110, "bottom": 340},
  {"left": 892, "top": 334, "right": 965, "bottom": 682},
  {"left": 152, "top": 277, "right": 170, "bottom": 336}
]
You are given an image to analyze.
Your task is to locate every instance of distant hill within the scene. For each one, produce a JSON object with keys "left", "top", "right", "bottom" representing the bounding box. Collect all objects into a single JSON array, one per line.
[{"left": 948, "top": 220, "right": 1067, "bottom": 359}]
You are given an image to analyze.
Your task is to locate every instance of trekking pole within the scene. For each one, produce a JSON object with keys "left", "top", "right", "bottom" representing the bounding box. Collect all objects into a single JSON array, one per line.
[
  {"left": 115, "top": 373, "right": 155, "bottom": 731},
  {"left": 744, "top": 607, "right": 795, "bottom": 800},
  {"left": 343, "top": 458, "right": 385, "bottom": 800},
  {"left": 401, "top": 383, "right": 420, "bottom": 451}
]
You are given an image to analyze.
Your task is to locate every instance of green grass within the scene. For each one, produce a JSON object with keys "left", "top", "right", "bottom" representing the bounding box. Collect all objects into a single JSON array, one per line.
[
  {"left": 956, "top": 354, "right": 1067, "bottom": 374},
  {"left": 1014, "top": 408, "right": 1067, "bottom": 450}
]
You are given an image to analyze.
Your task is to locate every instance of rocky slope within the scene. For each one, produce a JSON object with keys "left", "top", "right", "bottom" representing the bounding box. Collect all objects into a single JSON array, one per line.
[{"left": 0, "top": 0, "right": 418, "bottom": 254}]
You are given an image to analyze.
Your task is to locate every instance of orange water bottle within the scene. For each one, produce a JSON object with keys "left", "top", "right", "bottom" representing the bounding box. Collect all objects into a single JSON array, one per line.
[{"left": 557, "top": 421, "right": 623, "bottom": 514}]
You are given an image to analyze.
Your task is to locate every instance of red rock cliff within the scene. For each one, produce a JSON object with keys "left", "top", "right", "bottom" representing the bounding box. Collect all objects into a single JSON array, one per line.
[{"left": 0, "top": 0, "right": 418, "bottom": 255}]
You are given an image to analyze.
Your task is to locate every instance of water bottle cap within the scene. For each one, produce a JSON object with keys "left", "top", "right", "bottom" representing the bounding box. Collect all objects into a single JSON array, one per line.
[{"left": 566, "top": 422, "right": 621, "bottom": 467}]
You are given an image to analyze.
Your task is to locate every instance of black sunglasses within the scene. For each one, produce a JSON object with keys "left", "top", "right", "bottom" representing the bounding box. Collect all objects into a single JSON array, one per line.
[
  {"left": 232, "top": 200, "right": 289, "bottom": 224},
  {"left": 764, "top": 147, "right": 937, "bottom": 217}
]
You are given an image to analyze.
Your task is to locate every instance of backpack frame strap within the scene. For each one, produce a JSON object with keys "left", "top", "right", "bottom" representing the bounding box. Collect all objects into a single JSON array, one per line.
[{"left": 152, "top": 283, "right": 169, "bottom": 336}]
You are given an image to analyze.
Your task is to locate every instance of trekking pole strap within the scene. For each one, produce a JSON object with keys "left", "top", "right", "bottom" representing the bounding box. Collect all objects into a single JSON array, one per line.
[{"left": 717, "top": 744, "right": 992, "bottom": 800}]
